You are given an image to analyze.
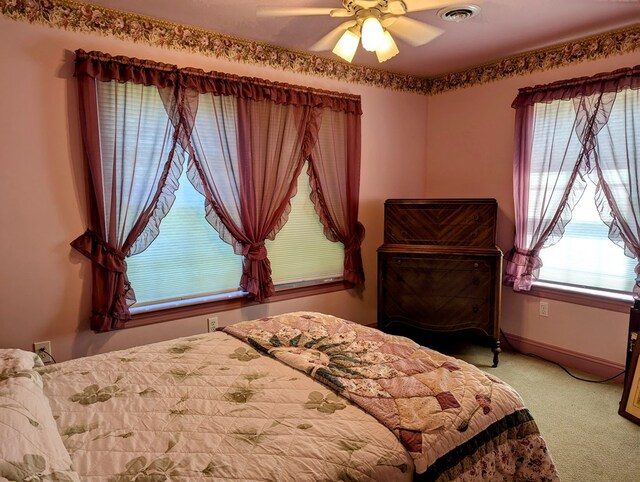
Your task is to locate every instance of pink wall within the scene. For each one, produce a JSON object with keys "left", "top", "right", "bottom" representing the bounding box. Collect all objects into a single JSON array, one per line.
[
  {"left": 2, "top": 14, "right": 636, "bottom": 372},
  {"left": 0, "top": 17, "right": 428, "bottom": 361},
  {"left": 425, "top": 51, "right": 640, "bottom": 369}
]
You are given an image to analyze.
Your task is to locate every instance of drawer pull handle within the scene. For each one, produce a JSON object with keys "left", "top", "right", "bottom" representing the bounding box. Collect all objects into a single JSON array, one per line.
[
  {"left": 401, "top": 230, "right": 408, "bottom": 237},
  {"left": 471, "top": 231, "right": 478, "bottom": 238},
  {"left": 472, "top": 305, "right": 479, "bottom": 313},
  {"left": 473, "top": 262, "right": 479, "bottom": 268},
  {"left": 396, "top": 259, "right": 402, "bottom": 265},
  {"left": 473, "top": 214, "right": 480, "bottom": 221}
]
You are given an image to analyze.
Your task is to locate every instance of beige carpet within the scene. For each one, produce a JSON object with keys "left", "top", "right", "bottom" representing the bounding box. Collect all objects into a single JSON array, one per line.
[{"left": 437, "top": 341, "right": 640, "bottom": 482}]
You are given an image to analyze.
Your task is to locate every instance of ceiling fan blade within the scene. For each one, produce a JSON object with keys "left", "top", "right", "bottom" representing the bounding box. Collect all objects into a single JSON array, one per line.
[
  {"left": 329, "top": 9, "right": 357, "bottom": 18},
  {"left": 386, "top": 16, "right": 444, "bottom": 46},
  {"left": 256, "top": 7, "right": 344, "bottom": 17},
  {"left": 402, "top": 0, "right": 459, "bottom": 12},
  {"left": 310, "top": 21, "right": 358, "bottom": 51}
]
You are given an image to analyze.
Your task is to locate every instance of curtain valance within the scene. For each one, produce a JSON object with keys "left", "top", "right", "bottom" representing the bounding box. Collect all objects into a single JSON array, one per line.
[
  {"left": 74, "top": 49, "right": 362, "bottom": 114},
  {"left": 75, "top": 49, "right": 179, "bottom": 87},
  {"left": 512, "top": 64, "right": 640, "bottom": 108}
]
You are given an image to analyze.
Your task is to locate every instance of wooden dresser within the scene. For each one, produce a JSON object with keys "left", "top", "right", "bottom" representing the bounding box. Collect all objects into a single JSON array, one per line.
[{"left": 377, "top": 199, "right": 503, "bottom": 367}]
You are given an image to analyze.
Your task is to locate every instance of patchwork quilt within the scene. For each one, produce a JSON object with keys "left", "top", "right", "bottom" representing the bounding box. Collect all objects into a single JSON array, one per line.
[{"left": 224, "top": 312, "right": 559, "bottom": 481}]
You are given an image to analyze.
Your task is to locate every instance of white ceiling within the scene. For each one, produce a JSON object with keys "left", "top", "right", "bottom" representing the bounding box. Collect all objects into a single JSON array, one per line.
[{"left": 86, "top": 0, "right": 640, "bottom": 77}]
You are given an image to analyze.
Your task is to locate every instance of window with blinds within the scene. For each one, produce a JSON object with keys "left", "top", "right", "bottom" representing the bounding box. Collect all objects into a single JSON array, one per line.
[
  {"left": 531, "top": 93, "right": 638, "bottom": 293},
  {"left": 266, "top": 164, "right": 344, "bottom": 286},
  {"left": 127, "top": 160, "right": 344, "bottom": 308},
  {"left": 537, "top": 179, "right": 636, "bottom": 292},
  {"left": 95, "top": 79, "right": 347, "bottom": 311}
]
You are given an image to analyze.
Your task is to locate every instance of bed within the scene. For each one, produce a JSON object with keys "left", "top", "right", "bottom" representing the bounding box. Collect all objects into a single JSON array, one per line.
[{"left": 0, "top": 311, "right": 559, "bottom": 481}]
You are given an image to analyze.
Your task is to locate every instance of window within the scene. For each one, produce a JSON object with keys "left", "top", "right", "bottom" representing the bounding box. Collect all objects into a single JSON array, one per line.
[
  {"left": 71, "top": 49, "right": 364, "bottom": 331},
  {"left": 536, "top": 179, "right": 636, "bottom": 292},
  {"left": 529, "top": 98, "right": 637, "bottom": 294},
  {"left": 127, "top": 160, "right": 344, "bottom": 309},
  {"left": 506, "top": 66, "right": 640, "bottom": 298}
]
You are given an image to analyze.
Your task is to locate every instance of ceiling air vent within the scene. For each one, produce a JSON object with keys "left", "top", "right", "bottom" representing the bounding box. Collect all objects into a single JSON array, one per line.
[{"left": 438, "top": 4, "right": 480, "bottom": 22}]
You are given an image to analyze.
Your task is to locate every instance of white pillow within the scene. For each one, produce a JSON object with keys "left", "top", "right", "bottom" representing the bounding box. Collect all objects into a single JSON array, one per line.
[{"left": 0, "top": 349, "right": 80, "bottom": 481}]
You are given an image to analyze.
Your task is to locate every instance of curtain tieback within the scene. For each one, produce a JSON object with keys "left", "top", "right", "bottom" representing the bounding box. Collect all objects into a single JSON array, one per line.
[
  {"left": 70, "top": 229, "right": 127, "bottom": 272},
  {"left": 242, "top": 242, "right": 268, "bottom": 261},
  {"left": 345, "top": 222, "right": 366, "bottom": 255},
  {"left": 512, "top": 247, "right": 539, "bottom": 258},
  {"left": 344, "top": 239, "right": 361, "bottom": 256}
]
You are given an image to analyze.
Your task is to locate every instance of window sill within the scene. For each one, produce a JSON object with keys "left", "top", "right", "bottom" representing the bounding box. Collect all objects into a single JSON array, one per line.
[
  {"left": 519, "top": 281, "right": 633, "bottom": 313},
  {"left": 124, "top": 279, "right": 354, "bottom": 329}
]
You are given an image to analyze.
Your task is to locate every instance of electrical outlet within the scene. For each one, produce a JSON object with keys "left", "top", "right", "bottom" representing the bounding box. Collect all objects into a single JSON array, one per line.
[
  {"left": 539, "top": 301, "right": 549, "bottom": 317},
  {"left": 207, "top": 317, "right": 219, "bottom": 333},
  {"left": 33, "top": 341, "right": 52, "bottom": 364}
]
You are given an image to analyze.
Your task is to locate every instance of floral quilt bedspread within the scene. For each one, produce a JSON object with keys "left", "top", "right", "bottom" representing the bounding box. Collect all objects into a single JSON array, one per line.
[
  {"left": 224, "top": 311, "right": 560, "bottom": 481},
  {"left": 35, "top": 328, "right": 412, "bottom": 481}
]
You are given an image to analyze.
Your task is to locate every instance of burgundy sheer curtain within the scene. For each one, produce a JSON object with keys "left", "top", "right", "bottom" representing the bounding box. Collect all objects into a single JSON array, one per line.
[
  {"left": 71, "top": 50, "right": 364, "bottom": 328},
  {"left": 71, "top": 51, "right": 184, "bottom": 331},
  {"left": 180, "top": 85, "right": 311, "bottom": 301},
  {"left": 308, "top": 107, "right": 365, "bottom": 284},
  {"left": 505, "top": 65, "right": 640, "bottom": 291},
  {"left": 175, "top": 69, "right": 363, "bottom": 301},
  {"left": 590, "top": 86, "right": 640, "bottom": 294}
]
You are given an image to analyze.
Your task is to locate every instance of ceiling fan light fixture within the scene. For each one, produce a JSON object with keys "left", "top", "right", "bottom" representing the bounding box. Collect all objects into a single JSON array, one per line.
[
  {"left": 332, "top": 29, "right": 360, "bottom": 63},
  {"left": 361, "top": 16, "right": 385, "bottom": 52},
  {"left": 375, "top": 31, "right": 399, "bottom": 63}
]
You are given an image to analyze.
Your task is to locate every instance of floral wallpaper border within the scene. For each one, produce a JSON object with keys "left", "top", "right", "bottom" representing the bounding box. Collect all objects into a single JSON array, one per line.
[
  {"left": 428, "top": 24, "right": 640, "bottom": 95},
  {"left": 0, "top": 0, "right": 638, "bottom": 95}
]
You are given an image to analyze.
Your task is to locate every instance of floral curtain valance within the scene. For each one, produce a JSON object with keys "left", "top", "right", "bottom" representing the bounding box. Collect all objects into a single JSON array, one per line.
[{"left": 71, "top": 49, "right": 364, "bottom": 332}]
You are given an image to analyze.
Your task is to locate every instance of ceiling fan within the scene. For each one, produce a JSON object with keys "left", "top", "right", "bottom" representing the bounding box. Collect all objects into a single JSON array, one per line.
[{"left": 257, "top": 1, "right": 470, "bottom": 63}]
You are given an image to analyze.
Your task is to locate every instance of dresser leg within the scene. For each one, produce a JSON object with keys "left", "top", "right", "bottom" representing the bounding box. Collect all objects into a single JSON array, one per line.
[{"left": 492, "top": 340, "right": 501, "bottom": 368}]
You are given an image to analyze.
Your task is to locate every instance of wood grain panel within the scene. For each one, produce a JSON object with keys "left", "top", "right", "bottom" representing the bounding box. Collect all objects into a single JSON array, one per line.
[{"left": 384, "top": 200, "right": 497, "bottom": 247}]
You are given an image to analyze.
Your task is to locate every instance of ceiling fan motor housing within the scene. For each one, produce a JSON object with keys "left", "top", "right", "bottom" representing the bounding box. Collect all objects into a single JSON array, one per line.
[{"left": 342, "top": 0, "right": 406, "bottom": 15}]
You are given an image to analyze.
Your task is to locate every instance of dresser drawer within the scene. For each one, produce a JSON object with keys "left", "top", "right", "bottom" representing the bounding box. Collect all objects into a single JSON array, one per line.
[
  {"left": 384, "top": 199, "right": 497, "bottom": 247},
  {"left": 381, "top": 255, "right": 494, "bottom": 300},
  {"left": 382, "top": 291, "right": 493, "bottom": 333}
]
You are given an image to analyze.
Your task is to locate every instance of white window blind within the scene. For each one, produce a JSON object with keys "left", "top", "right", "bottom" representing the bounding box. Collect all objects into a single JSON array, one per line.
[
  {"left": 126, "top": 165, "right": 243, "bottom": 306},
  {"left": 267, "top": 163, "right": 345, "bottom": 286}
]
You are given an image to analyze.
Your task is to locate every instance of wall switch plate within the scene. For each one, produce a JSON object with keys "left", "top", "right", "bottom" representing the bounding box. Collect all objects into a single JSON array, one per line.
[
  {"left": 207, "top": 317, "right": 219, "bottom": 333},
  {"left": 539, "top": 301, "right": 549, "bottom": 317},
  {"left": 33, "top": 341, "right": 52, "bottom": 364}
]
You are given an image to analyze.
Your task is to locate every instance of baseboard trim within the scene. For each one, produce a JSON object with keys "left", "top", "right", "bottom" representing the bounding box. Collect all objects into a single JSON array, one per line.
[{"left": 501, "top": 332, "right": 626, "bottom": 383}]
